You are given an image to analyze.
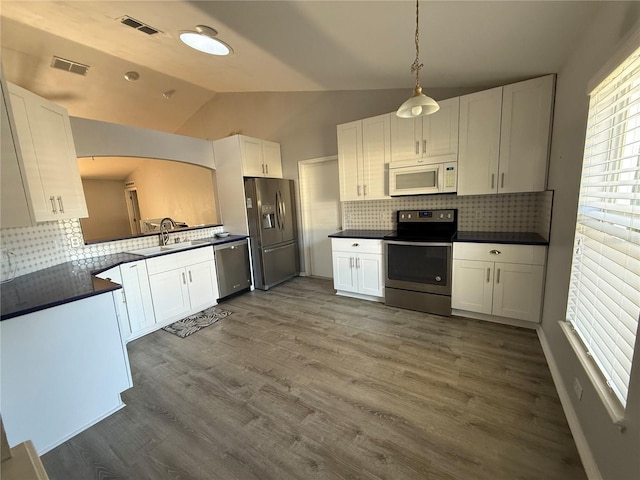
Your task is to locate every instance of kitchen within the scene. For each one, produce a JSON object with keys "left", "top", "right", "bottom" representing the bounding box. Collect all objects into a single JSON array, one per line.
[{"left": 0, "top": 2, "right": 639, "bottom": 480}]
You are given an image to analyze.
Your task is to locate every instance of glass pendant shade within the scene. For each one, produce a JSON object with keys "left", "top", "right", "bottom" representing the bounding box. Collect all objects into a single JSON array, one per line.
[{"left": 396, "top": 86, "right": 440, "bottom": 118}]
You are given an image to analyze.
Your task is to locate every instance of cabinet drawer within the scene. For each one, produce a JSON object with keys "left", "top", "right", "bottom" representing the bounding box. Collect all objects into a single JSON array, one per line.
[
  {"left": 331, "top": 238, "right": 383, "bottom": 254},
  {"left": 146, "top": 246, "right": 214, "bottom": 275},
  {"left": 453, "top": 242, "right": 546, "bottom": 265}
]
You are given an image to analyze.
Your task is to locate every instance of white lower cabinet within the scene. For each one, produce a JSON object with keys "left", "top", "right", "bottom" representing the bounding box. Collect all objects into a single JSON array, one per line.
[
  {"left": 96, "top": 260, "right": 156, "bottom": 342},
  {"left": 452, "top": 243, "right": 546, "bottom": 323},
  {"left": 331, "top": 238, "right": 384, "bottom": 301},
  {"left": 147, "top": 247, "right": 218, "bottom": 325}
]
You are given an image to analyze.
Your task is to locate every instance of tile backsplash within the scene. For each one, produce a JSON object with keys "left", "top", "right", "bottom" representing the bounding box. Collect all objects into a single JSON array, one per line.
[
  {"left": 0, "top": 220, "right": 223, "bottom": 279},
  {"left": 342, "top": 190, "right": 553, "bottom": 238}
]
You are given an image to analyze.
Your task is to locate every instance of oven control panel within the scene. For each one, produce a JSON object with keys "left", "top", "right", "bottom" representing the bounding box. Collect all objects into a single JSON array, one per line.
[{"left": 397, "top": 209, "right": 456, "bottom": 223}]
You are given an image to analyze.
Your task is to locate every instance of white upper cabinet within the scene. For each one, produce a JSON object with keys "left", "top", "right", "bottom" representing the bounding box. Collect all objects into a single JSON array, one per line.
[
  {"left": 238, "top": 135, "right": 282, "bottom": 178},
  {"left": 337, "top": 113, "right": 390, "bottom": 201},
  {"left": 498, "top": 75, "right": 555, "bottom": 193},
  {"left": 1, "top": 78, "right": 32, "bottom": 228},
  {"left": 6, "top": 82, "right": 87, "bottom": 222},
  {"left": 458, "top": 75, "right": 555, "bottom": 195},
  {"left": 457, "top": 87, "right": 503, "bottom": 195},
  {"left": 390, "top": 97, "right": 459, "bottom": 163}
]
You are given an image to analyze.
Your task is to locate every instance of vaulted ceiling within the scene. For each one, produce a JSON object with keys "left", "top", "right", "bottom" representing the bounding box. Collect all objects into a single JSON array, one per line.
[{"left": 1, "top": 1, "right": 603, "bottom": 131}]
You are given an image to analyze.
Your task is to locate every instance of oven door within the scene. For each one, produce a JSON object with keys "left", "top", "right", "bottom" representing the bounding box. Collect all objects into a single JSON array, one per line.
[{"left": 385, "top": 241, "right": 452, "bottom": 295}]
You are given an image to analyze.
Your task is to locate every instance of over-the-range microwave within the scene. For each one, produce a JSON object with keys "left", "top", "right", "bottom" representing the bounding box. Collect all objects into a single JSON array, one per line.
[{"left": 389, "top": 158, "right": 457, "bottom": 196}]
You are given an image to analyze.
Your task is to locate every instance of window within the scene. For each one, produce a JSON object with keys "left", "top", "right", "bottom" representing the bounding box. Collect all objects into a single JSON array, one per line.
[{"left": 566, "top": 46, "right": 640, "bottom": 407}]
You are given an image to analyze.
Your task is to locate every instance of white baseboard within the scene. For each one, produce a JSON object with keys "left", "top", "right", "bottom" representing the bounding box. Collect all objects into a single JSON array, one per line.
[
  {"left": 37, "top": 400, "right": 126, "bottom": 455},
  {"left": 536, "top": 327, "right": 602, "bottom": 480}
]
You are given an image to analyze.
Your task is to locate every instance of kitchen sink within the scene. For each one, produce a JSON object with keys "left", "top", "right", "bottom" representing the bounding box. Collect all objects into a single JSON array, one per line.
[{"left": 126, "top": 240, "right": 210, "bottom": 257}]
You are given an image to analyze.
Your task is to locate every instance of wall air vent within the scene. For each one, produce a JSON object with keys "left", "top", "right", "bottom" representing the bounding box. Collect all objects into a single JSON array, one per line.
[
  {"left": 118, "top": 16, "right": 162, "bottom": 35},
  {"left": 50, "top": 56, "right": 90, "bottom": 76},
  {"left": 124, "top": 181, "right": 136, "bottom": 188}
]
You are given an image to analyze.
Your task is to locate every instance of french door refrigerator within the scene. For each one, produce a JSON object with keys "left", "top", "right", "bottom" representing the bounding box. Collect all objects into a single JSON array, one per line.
[{"left": 244, "top": 178, "right": 299, "bottom": 290}]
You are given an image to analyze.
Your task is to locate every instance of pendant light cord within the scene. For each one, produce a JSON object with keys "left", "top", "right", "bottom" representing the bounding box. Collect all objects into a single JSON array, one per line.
[{"left": 411, "top": 0, "right": 423, "bottom": 88}]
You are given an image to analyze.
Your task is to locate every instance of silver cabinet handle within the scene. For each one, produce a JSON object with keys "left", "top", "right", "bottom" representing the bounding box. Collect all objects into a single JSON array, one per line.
[
  {"left": 496, "top": 268, "right": 501, "bottom": 284},
  {"left": 350, "top": 257, "right": 354, "bottom": 268},
  {"left": 50, "top": 196, "right": 57, "bottom": 214},
  {"left": 363, "top": 185, "right": 367, "bottom": 196},
  {"left": 491, "top": 174, "right": 495, "bottom": 189},
  {"left": 57, "top": 196, "right": 64, "bottom": 213},
  {"left": 501, "top": 173, "right": 505, "bottom": 188},
  {"left": 415, "top": 141, "right": 419, "bottom": 155},
  {"left": 182, "top": 272, "right": 186, "bottom": 284},
  {"left": 423, "top": 139, "right": 427, "bottom": 154},
  {"left": 261, "top": 164, "right": 265, "bottom": 174},
  {"left": 357, "top": 185, "right": 362, "bottom": 196},
  {"left": 265, "top": 164, "right": 269, "bottom": 175},
  {"left": 122, "top": 290, "right": 127, "bottom": 304},
  {"left": 352, "top": 243, "right": 359, "bottom": 247},
  {"left": 486, "top": 268, "right": 491, "bottom": 283},
  {"left": 489, "top": 249, "right": 501, "bottom": 255},
  {"left": 188, "top": 271, "right": 193, "bottom": 283}
]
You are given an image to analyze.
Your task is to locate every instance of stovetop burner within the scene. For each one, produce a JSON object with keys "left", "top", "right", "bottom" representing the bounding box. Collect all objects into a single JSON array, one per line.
[{"left": 383, "top": 209, "right": 457, "bottom": 243}]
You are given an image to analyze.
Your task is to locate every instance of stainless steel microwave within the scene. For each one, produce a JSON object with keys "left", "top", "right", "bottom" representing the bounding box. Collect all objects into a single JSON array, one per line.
[{"left": 388, "top": 159, "right": 457, "bottom": 196}]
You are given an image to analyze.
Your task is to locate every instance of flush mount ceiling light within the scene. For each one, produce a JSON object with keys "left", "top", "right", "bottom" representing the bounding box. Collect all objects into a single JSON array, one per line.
[
  {"left": 396, "top": 0, "right": 439, "bottom": 118},
  {"left": 179, "top": 25, "right": 232, "bottom": 56}
]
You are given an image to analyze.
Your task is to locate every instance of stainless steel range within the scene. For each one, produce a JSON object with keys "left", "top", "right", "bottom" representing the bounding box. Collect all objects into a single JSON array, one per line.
[{"left": 384, "top": 209, "right": 457, "bottom": 316}]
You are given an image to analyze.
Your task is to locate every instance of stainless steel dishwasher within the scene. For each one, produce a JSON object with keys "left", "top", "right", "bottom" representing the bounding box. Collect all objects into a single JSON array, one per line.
[{"left": 214, "top": 239, "right": 252, "bottom": 300}]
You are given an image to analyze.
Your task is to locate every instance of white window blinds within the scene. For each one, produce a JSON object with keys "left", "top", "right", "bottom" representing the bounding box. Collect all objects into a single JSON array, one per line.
[{"left": 567, "top": 46, "right": 640, "bottom": 407}]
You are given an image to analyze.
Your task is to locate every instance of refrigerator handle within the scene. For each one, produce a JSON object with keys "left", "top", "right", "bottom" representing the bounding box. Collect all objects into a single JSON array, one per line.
[
  {"left": 275, "top": 190, "right": 283, "bottom": 230},
  {"left": 280, "top": 193, "right": 286, "bottom": 231}
]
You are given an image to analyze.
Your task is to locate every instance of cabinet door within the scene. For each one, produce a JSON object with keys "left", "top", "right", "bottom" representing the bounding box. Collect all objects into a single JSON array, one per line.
[
  {"left": 499, "top": 75, "right": 554, "bottom": 193},
  {"left": 239, "top": 136, "right": 264, "bottom": 177},
  {"left": 120, "top": 261, "right": 156, "bottom": 335},
  {"left": 423, "top": 97, "right": 459, "bottom": 162},
  {"left": 452, "top": 259, "right": 493, "bottom": 314},
  {"left": 1, "top": 80, "right": 32, "bottom": 228},
  {"left": 492, "top": 263, "right": 544, "bottom": 322},
  {"left": 262, "top": 140, "right": 283, "bottom": 178},
  {"left": 357, "top": 253, "right": 384, "bottom": 297},
  {"left": 8, "top": 83, "right": 88, "bottom": 221},
  {"left": 458, "top": 87, "right": 502, "bottom": 195},
  {"left": 362, "top": 114, "right": 390, "bottom": 200},
  {"left": 149, "top": 269, "right": 190, "bottom": 323},
  {"left": 332, "top": 251, "right": 357, "bottom": 293},
  {"left": 186, "top": 261, "right": 218, "bottom": 312},
  {"left": 390, "top": 115, "right": 421, "bottom": 162},
  {"left": 337, "top": 121, "right": 363, "bottom": 201}
]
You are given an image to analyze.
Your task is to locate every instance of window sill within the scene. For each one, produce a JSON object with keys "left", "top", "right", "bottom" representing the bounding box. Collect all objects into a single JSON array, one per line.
[{"left": 559, "top": 321, "right": 627, "bottom": 429}]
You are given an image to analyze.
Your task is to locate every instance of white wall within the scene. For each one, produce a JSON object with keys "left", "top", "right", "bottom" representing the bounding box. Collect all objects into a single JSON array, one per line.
[{"left": 541, "top": 2, "right": 640, "bottom": 479}]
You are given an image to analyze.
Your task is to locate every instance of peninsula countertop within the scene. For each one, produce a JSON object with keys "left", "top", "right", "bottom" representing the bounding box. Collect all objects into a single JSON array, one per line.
[{"left": 1, "top": 235, "right": 248, "bottom": 320}]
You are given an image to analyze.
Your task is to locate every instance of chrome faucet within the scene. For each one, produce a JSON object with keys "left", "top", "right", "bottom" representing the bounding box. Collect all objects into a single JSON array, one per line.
[{"left": 159, "top": 217, "right": 176, "bottom": 245}]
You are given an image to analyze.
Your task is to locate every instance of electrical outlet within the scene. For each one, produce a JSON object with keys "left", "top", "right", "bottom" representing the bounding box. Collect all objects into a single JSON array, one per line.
[
  {"left": 573, "top": 378, "right": 583, "bottom": 401},
  {"left": 379, "top": 212, "right": 387, "bottom": 223},
  {"left": 69, "top": 236, "right": 82, "bottom": 248},
  {"left": 474, "top": 210, "right": 482, "bottom": 220}
]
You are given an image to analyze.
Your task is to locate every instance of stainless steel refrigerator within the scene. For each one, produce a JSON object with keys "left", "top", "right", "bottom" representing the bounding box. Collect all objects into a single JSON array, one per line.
[{"left": 244, "top": 178, "right": 299, "bottom": 290}]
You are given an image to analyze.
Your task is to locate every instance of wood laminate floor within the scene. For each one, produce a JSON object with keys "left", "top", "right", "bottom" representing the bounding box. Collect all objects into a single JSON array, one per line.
[{"left": 42, "top": 277, "right": 586, "bottom": 480}]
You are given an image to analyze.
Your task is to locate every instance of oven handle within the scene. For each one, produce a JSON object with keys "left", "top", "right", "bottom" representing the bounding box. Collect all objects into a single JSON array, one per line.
[{"left": 384, "top": 240, "right": 453, "bottom": 247}]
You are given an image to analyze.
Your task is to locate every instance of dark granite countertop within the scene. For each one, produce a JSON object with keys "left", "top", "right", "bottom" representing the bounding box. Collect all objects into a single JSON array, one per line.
[
  {"left": 328, "top": 230, "right": 392, "bottom": 240},
  {"left": 1, "top": 235, "right": 249, "bottom": 321},
  {"left": 453, "top": 231, "right": 549, "bottom": 245},
  {"left": 1, "top": 261, "right": 122, "bottom": 321}
]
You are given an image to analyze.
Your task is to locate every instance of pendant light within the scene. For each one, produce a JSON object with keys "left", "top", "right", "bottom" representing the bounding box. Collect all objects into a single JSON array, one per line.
[{"left": 396, "top": 0, "right": 439, "bottom": 118}]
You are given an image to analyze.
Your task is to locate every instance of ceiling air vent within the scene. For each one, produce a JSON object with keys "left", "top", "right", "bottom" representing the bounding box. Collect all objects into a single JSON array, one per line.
[
  {"left": 119, "top": 16, "right": 161, "bottom": 35},
  {"left": 50, "top": 56, "right": 90, "bottom": 76}
]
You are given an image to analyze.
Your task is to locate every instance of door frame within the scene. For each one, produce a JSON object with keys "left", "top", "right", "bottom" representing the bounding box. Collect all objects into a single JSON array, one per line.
[{"left": 298, "top": 155, "right": 341, "bottom": 277}]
